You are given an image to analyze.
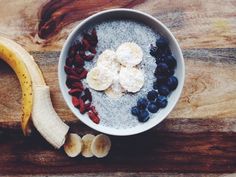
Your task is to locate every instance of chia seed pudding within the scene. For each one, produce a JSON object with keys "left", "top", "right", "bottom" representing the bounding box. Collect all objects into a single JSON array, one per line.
[{"left": 75, "top": 20, "right": 159, "bottom": 129}]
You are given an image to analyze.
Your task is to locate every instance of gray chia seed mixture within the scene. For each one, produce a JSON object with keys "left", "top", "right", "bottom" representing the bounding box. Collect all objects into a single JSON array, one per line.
[{"left": 78, "top": 20, "right": 159, "bottom": 129}]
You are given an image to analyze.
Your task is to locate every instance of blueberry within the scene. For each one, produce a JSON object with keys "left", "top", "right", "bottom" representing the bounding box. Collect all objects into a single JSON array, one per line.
[
  {"left": 138, "top": 110, "right": 150, "bottom": 122},
  {"left": 153, "top": 81, "right": 160, "bottom": 90},
  {"left": 150, "top": 44, "right": 158, "bottom": 57},
  {"left": 155, "top": 62, "right": 169, "bottom": 75},
  {"left": 165, "top": 55, "right": 177, "bottom": 69},
  {"left": 137, "top": 98, "right": 148, "bottom": 110},
  {"left": 158, "top": 85, "right": 170, "bottom": 96},
  {"left": 148, "top": 103, "right": 159, "bottom": 113},
  {"left": 166, "top": 76, "right": 178, "bottom": 91},
  {"left": 156, "top": 96, "right": 168, "bottom": 108},
  {"left": 131, "top": 106, "right": 140, "bottom": 116},
  {"left": 156, "top": 36, "right": 168, "bottom": 48},
  {"left": 166, "top": 69, "right": 175, "bottom": 77},
  {"left": 147, "top": 90, "right": 158, "bottom": 101},
  {"left": 155, "top": 58, "right": 162, "bottom": 65},
  {"left": 155, "top": 74, "right": 168, "bottom": 83}
]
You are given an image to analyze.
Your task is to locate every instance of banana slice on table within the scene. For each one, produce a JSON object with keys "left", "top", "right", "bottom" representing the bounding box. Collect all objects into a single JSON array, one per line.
[
  {"left": 81, "top": 134, "right": 95, "bottom": 158},
  {"left": 97, "top": 49, "right": 120, "bottom": 74},
  {"left": 119, "top": 67, "right": 144, "bottom": 93},
  {"left": 116, "top": 42, "right": 143, "bottom": 67},
  {"left": 64, "top": 133, "right": 83, "bottom": 158},
  {"left": 105, "top": 76, "right": 125, "bottom": 99},
  {"left": 91, "top": 134, "right": 111, "bottom": 158},
  {"left": 86, "top": 67, "right": 113, "bottom": 91}
]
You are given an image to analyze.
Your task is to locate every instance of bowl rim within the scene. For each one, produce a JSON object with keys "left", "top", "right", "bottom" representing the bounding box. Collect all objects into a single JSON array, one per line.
[{"left": 58, "top": 8, "right": 185, "bottom": 136}]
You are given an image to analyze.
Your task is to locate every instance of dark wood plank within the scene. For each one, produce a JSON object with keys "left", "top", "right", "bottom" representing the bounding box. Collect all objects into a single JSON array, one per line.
[
  {"left": 6, "top": 173, "right": 236, "bottom": 177},
  {"left": 0, "top": 128, "right": 236, "bottom": 175}
]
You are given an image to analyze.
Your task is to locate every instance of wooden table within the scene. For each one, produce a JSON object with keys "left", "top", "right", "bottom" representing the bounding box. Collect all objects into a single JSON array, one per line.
[{"left": 0, "top": 0, "right": 236, "bottom": 176}]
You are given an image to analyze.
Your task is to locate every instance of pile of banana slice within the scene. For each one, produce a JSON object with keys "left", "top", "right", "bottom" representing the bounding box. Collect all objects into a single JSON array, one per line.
[
  {"left": 87, "top": 42, "right": 145, "bottom": 98},
  {"left": 0, "top": 36, "right": 111, "bottom": 158},
  {"left": 64, "top": 133, "right": 111, "bottom": 158}
]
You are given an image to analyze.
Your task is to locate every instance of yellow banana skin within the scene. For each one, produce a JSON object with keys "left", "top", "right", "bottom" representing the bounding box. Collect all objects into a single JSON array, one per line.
[
  {"left": 0, "top": 38, "right": 33, "bottom": 135},
  {"left": 0, "top": 36, "right": 69, "bottom": 148}
]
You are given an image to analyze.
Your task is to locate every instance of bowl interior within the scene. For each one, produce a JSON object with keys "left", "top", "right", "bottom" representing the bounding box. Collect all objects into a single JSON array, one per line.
[{"left": 58, "top": 9, "right": 185, "bottom": 136}]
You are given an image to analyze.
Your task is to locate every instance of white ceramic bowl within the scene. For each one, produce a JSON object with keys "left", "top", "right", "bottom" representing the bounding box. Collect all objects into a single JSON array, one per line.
[{"left": 58, "top": 9, "right": 185, "bottom": 136}]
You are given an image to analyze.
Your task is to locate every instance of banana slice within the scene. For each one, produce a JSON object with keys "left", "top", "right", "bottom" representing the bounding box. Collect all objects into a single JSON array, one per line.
[
  {"left": 64, "top": 133, "right": 83, "bottom": 158},
  {"left": 81, "top": 134, "right": 95, "bottom": 158},
  {"left": 119, "top": 67, "right": 144, "bottom": 93},
  {"left": 97, "top": 49, "right": 120, "bottom": 74},
  {"left": 105, "top": 76, "right": 125, "bottom": 99},
  {"left": 91, "top": 134, "right": 111, "bottom": 158},
  {"left": 116, "top": 42, "right": 143, "bottom": 67},
  {"left": 86, "top": 67, "right": 113, "bottom": 91}
]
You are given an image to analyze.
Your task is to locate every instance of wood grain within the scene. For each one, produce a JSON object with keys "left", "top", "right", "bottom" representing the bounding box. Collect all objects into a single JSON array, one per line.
[
  {"left": 0, "top": 0, "right": 235, "bottom": 51},
  {"left": 0, "top": 0, "right": 236, "bottom": 175},
  {"left": 1, "top": 49, "right": 235, "bottom": 132},
  {"left": 0, "top": 130, "right": 236, "bottom": 175}
]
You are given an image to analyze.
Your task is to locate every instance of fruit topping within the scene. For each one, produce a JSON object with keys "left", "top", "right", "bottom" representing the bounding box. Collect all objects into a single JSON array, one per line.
[
  {"left": 147, "top": 103, "right": 159, "bottom": 113},
  {"left": 137, "top": 98, "right": 148, "bottom": 110},
  {"left": 147, "top": 90, "right": 158, "bottom": 101},
  {"left": 166, "top": 76, "right": 178, "bottom": 91},
  {"left": 156, "top": 96, "right": 168, "bottom": 108},
  {"left": 131, "top": 106, "right": 140, "bottom": 116},
  {"left": 158, "top": 85, "right": 170, "bottom": 96},
  {"left": 138, "top": 110, "right": 150, "bottom": 122},
  {"left": 116, "top": 42, "right": 143, "bottom": 67},
  {"left": 164, "top": 55, "right": 177, "bottom": 69},
  {"left": 156, "top": 36, "right": 168, "bottom": 48}
]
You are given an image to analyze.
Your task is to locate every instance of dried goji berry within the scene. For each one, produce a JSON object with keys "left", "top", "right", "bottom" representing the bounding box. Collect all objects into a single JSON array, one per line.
[
  {"left": 74, "top": 54, "right": 85, "bottom": 67},
  {"left": 89, "top": 47, "right": 97, "bottom": 54},
  {"left": 78, "top": 69, "right": 88, "bottom": 79},
  {"left": 82, "top": 38, "right": 91, "bottom": 50},
  {"left": 90, "top": 106, "right": 98, "bottom": 115},
  {"left": 68, "top": 88, "right": 83, "bottom": 96},
  {"left": 65, "top": 57, "right": 74, "bottom": 67},
  {"left": 73, "top": 67, "right": 84, "bottom": 74},
  {"left": 71, "top": 81, "right": 84, "bottom": 90},
  {"left": 91, "top": 28, "right": 98, "bottom": 42},
  {"left": 81, "top": 88, "right": 92, "bottom": 102},
  {"left": 68, "top": 46, "right": 77, "bottom": 57},
  {"left": 67, "top": 75, "right": 81, "bottom": 82},
  {"left": 83, "top": 54, "right": 94, "bottom": 61},
  {"left": 88, "top": 111, "right": 100, "bottom": 124},
  {"left": 72, "top": 96, "right": 80, "bottom": 107}
]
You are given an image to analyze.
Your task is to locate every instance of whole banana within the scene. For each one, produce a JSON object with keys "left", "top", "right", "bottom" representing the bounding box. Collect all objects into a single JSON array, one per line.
[{"left": 0, "top": 36, "right": 69, "bottom": 148}]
